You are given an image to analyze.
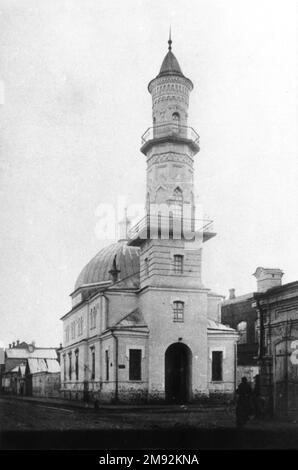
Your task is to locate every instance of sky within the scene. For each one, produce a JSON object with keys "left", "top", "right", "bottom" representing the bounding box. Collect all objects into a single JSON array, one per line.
[{"left": 0, "top": 0, "right": 297, "bottom": 348}]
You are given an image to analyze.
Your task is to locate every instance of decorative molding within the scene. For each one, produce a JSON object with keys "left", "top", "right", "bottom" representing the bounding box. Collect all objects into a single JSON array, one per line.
[{"left": 147, "top": 152, "right": 193, "bottom": 169}]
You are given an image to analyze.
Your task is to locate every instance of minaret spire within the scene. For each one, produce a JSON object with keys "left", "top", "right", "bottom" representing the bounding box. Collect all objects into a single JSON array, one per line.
[{"left": 168, "top": 26, "right": 172, "bottom": 51}]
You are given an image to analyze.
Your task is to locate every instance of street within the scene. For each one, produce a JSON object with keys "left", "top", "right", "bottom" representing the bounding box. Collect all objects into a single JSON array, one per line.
[{"left": 1, "top": 396, "right": 298, "bottom": 449}]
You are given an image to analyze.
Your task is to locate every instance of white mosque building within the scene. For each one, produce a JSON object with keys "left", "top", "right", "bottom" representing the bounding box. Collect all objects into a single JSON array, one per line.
[{"left": 60, "top": 37, "right": 238, "bottom": 403}]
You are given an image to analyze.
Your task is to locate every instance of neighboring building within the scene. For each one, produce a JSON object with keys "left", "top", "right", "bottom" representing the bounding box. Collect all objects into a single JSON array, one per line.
[
  {"left": 1, "top": 341, "right": 60, "bottom": 397},
  {"left": 60, "top": 37, "right": 238, "bottom": 404},
  {"left": 25, "top": 358, "right": 60, "bottom": 397},
  {"left": 253, "top": 270, "right": 298, "bottom": 419},
  {"left": 221, "top": 289, "right": 259, "bottom": 384},
  {"left": 223, "top": 267, "right": 298, "bottom": 418}
]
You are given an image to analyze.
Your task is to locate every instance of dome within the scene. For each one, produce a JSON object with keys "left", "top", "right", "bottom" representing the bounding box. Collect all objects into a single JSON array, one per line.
[
  {"left": 158, "top": 50, "right": 184, "bottom": 77},
  {"left": 74, "top": 241, "right": 140, "bottom": 291}
]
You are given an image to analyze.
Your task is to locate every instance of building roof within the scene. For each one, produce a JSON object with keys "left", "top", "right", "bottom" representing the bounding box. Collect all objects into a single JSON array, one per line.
[
  {"left": 207, "top": 319, "right": 236, "bottom": 332},
  {"left": 74, "top": 241, "right": 140, "bottom": 292},
  {"left": 27, "top": 358, "right": 60, "bottom": 374},
  {"left": 9, "top": 364, "right": 26, "bottom": 376},
  {"left": 222, "top": 293, "right": 254, "bottom": 305},
  {"left": 46, "top": 359, "right": 61, "bottom": 373},
  {"left": 6, "top": 348, "right": 57, "bottom": 360}
]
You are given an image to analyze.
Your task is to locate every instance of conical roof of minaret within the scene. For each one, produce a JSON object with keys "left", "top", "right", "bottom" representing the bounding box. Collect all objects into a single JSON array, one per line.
[
  {"left": 158, "top": 50, "right": 184, "bottom": 77},
  {"left": 148, "top": 33, "right": 193, "bottom": 91}
]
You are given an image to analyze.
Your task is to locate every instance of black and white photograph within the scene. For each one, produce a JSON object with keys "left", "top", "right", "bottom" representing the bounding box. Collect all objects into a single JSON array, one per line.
[{"left": 0, "top": 0, "right": 297, "bottom": 459}]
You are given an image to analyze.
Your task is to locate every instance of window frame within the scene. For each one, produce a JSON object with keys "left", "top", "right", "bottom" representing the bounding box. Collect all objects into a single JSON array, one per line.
[
  {"left": 173, "top": 300, "right": 184, "bottom": 322},
  {"left": 129, "top": 349, "right": 142, "bottom": 381},
  {"left": 90, "top": 347, "right": 95, "bottom": 380},
  {"left": 237, "top": 321, "right": 248, "bottom": 344},
  {"left": 105, "top": 350, "right": 109, "bottom": 381},
  {"left": 211, "top": 350, "right": 223, "bottom": 382},
  {"left": 173, "top": 254, "right": 184, "bottom": 274},
  {"left": 75, "top": 349, "right": 79, "bottom": 381},
  {"left": 68, "top": 352, "right": 72, "bottom": 380}
]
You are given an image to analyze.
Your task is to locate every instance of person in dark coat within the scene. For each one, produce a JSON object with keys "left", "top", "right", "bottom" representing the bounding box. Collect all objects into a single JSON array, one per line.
[{"left": 236, "top": 377, "right": 252, "bottom": 426}]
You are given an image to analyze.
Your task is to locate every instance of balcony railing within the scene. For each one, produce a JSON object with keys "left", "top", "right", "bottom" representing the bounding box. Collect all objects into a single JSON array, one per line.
[
  {"left": 141, "top": 123, "right": 200, "bottom": 145},
  {"left": 127, "top": 214, "right": 214, "bottom": 244}
]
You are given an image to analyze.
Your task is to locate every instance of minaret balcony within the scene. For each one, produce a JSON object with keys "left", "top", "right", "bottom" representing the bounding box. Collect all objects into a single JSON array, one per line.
[
  {"left": 141, "top": 123, "right": 200, "bottom": 155},
  {"left": 127, "top": 214, "right": 216, "bottom": 246}
]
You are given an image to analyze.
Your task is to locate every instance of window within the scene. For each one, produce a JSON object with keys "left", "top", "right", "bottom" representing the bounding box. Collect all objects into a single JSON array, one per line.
[
  {"left": 174, "top": 254, "right": 183, "bottom": 274},
  {"left": 65, "top": 325, "right": 70, "bottom": 342},
  {"left": 172, "top": 112, "right": 180, "bottom": 123},
  {"left": 129, "top": 349, "right": 142, "bottom": 381},
  {"left": 91, "top": 347, "right": 95, "bottom": 380},
  {"left": 145, "top": 258, "right": 149, "bottom": 277},
  {"left": 75, "top": 350, "right": 79, "bottom": 381},
  {"left": 212, "top": 351, "right": 223, "bottom": 381},
  {"left": 105, "top": 350, "right": 109, "bottom": 381},
  {"left": 63, "top": 354, "right": 66, "bottom": 381},
  {"left": 68, "top": 352, "right": 72, "bottom": 380},
  {"left": 78, "top": 317, "right": 83, "bottom": 336},
  {"left": 172, "top": 187, "right": 183, "bottom": 218},
  {"left": 237, "top": 321, "right": 247, "bottom": 344},
  {"left": 90, "top": 307, "right": 97, "bottom": 330},
  {"left": 173, "top": 301, "right": 184, "bottom": 322},
  {"left": 71, "top": 321, "right": 76, "bottom": 339}
]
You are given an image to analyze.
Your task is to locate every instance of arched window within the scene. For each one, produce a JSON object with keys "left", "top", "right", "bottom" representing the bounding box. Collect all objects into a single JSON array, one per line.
[
  {"left": 172, "top": 112, "right": 180, "bottom": 122},
  {"left": 237, "top": 321, "right": 247, "bottom": 344},
  {"left": 172, "top": 187, "right": 183, "bottom": 218},
  {"left": 173, "top": 301, "right": 184, "bottom": 322}
]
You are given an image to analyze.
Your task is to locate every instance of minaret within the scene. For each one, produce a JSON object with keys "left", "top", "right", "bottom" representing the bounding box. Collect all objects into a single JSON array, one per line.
[
  {"left": 127, "top": 37, "right": 217, "bottom": 401},
  {"left": 128, "top": 36, "right": 215, "bottom": 290},
  {"left": 142, "top": 33, "right": 199, "bottom": 221}
]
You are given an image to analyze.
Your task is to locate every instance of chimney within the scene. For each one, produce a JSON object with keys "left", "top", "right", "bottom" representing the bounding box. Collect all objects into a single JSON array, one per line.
[
  {"left": 12, "top": 341, "right": 15, "bottom": 348},
  {"left": 16, "top": 340, "right": 20, "bottom": 346},
  {"left": 253, "top": 267, "right": 283, "bottom": 293},
  {"left": 9, "top": 343, "right": 11, "bottom": 349},
  {"left": 229, "top": 288, "right": 236, "bottom": 300}
]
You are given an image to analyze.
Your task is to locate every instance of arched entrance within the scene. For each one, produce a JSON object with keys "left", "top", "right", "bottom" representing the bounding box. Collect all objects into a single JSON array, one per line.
[{"left": 165, "top": 342, "right": 192, "bottom": 403}]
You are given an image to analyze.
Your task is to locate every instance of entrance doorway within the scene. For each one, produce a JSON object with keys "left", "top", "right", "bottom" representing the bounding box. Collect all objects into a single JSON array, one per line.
[{"left": 165, "top": 342, "right": 192, "bottom": 403}]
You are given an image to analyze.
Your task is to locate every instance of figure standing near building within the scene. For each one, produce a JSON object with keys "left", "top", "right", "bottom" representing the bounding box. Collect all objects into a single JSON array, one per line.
[{"left": 235, "top": 377, "right": 252, "bottom": 427}]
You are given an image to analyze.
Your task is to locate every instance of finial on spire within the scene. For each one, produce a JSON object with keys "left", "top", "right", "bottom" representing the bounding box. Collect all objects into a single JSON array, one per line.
[{"left": 168, "top": 26, "right": 172, "bottom": 51}]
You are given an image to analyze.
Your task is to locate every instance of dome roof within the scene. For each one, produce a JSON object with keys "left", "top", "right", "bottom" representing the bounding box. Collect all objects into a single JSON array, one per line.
[
  {"left": 74, "top": 241, "right": 140, "bottom": 291},
  {"left": 158, "top": 50, "right": 184, "bottom": 77}
]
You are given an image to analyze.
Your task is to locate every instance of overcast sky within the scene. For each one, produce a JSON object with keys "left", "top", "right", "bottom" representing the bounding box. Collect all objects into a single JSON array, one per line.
[{"left": 0, "top": 0, "right": 297, "bottom": 349}]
